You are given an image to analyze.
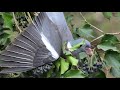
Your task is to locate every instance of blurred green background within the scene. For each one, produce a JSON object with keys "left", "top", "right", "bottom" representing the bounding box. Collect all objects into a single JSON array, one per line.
[{"left": 64, "top": 12, "right": 120, "bottom": 40}]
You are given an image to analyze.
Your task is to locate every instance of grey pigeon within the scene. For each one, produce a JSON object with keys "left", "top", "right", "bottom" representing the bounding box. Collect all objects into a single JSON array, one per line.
[{"left": 0, "top": 12, "right": 92, "bottom": 74}]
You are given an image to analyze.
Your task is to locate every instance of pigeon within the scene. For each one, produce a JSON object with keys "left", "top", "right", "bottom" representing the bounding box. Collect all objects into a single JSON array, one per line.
[
  {"left": 0, "top": 12, "right": 92, "bottom": 74},
  {"left": 67, "top": 38, "right": 93, "bottom": 56}
]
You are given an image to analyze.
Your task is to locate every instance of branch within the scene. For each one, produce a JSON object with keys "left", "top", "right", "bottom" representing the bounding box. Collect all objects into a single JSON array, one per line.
[
  {"left": 27, "top": 12, "right": 34, "bottom": 24},
  {"left": 91, "top": 35, "right": 104, "bottom": 43},
  {"left": 79, "top": 12, "right": 105, "bottom": 34},
  {"left": 24, "top": 12, "right": 29, "bottom": 23},
  {"left": 80, "top": 12, "right": 120, "bottom": 43},
  {"left": 12, "top": 12, "right": 22, "bottom": 33},
  {"left": 106, "top": 32, "right": 120, "bottom": 35},
  {"left": 34, "top": 12, "right": 40, "bottom": 16}
]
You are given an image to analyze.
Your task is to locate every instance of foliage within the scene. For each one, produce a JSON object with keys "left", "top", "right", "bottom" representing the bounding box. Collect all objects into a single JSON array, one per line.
[
  {"left": 102, "top": 12, "right": 113, "bottom": 20},
  {"left": 97, "top": 34, "right": 120, "bottom": 52},
  {"left": 0, "top": 12, "right": 120, "bottom": 78},
  {"left": 75, "top": 24, "right": 95, "bottom": 39}
]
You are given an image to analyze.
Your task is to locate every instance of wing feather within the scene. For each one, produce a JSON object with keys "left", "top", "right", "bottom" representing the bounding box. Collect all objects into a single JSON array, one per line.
[{"left": 0, "top": 12, "right": 65, "bottom": 73}]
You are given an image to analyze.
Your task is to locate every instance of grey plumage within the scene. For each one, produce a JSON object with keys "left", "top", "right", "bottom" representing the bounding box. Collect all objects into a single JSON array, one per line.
[
  {"left": 46, "top": 12, "right": 74, "bottom": 43},
  {"left": 0, "top": 12, "right": 91, "bottom": 74},
  {"left": 0, "top": 12, "right": 66, "bottom": 73}
]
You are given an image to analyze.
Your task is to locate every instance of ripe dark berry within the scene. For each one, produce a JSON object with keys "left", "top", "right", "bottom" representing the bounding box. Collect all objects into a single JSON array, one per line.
[
  {"left": 21, "top": 16, "right": 24, "bottom": 19},
  {"left": 98, "top": 65, "right": 102, "bottom": 68},
  {"left": 93, "top": 64, "right": 97, "bottom": 67},
  {"left": 83, "top": 67, "right": 87, "bottom": 70},
  {"left": 86, "top": 67, "right": 89, "bottom": 70},
  {"left": 82, "top": 64, "right": 88, "bottom": 67},
  {"left": 93, "top": 68, "right": 98, "bottom": 72},
  {"left": 19, "top": 23, "right": 22, "bottom": 26},
  {"left": 87, "top": 70, "right": 92, "bottom": 74}
]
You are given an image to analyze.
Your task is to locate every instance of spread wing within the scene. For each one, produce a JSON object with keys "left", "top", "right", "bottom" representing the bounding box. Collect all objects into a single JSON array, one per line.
[{"left": 0, "top": 12, "right": 62, "bottom": 74}]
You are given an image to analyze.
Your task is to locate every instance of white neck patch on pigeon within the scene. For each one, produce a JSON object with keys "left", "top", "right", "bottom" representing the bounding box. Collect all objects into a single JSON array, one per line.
[{"left": 41, "top": 32, "right": 59, "bottom": 59}]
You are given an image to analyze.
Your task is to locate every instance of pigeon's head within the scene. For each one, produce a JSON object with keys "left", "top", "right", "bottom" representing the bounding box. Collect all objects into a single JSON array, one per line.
[
  {"left": 80, "top": 41, "right": 93, "bottom": 56},
  {"left": 67, "top": 38, "right": 93, "bottom": 56}
]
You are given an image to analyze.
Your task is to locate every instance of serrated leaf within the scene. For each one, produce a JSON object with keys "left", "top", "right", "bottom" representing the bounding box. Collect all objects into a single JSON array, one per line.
[
  {"left": 76, "top": 24, "right": 95, "bottom": 39},
  {"left": 63, "top": 70, "right": 85, "bottom": 78},
  {"left": 97, "top": 34, "right": 120, "bottom": 52},
  {"left": 66, "top": 56, "right": 78, "bottom": 66},
  {"left": 1, "top": 12, "right": 13, "bottom": 30},
  {"left": 103, "top": 12, "right": 113, "bottom": 20},
  {"left": 104, "top": 51, "right": 120, "bottom": 78},
  {"left": 60, "top": 58, "right": 69, "bottom": 74}
]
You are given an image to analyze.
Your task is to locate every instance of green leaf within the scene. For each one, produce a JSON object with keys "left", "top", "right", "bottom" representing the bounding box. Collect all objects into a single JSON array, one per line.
[
  {"left": 100, "top": 34, "right": 119, "bottom": 44},
  {"left": 97, "top": 34, "right": 120, "bottom": 52},
  {"left": 47, "top": 67, "right": 54, "bottom": 78},
  {"left": 54, "top": 59, "right": 60, "bottom": 71},
  {"left": 79, "top": 52, "right": 87, "bottom": 59},
  {"left": 66, "top": 56, "right": 78, "bottom": 66},
  {"left": 97, "top": 45, "right": 119, "bottom": 52},
  {"left": 4, "top": 30, "right": 18, "bottom": 41},
  {"left": 0, "top": 33, "right": 10, "bottom": 45},
  {"left": 1, "top": 12, "right": 13, "bottom": 30},
  {"left": 63, "top": 70, "right": 85, "bottom": 78},
  {"left": 65, "top": 15, "right": 73, "bottom": 23},
  {"left": 60, "top": 58, "right": 69, "bottom": 74},
  {"left": 76, "top": 24, "right": 95, "bottom": 39},
  {"left": 88, "top": 70, "right": 106, "bottom": 78},
  {"left": 103, "top": 12, "right": 113, "bottom": 20},
  {"left": 104, "top": 51, "right": 120, "bottom": 78},
  {"left": 69, "top": 39, "right": 85, "bottom": 51}
]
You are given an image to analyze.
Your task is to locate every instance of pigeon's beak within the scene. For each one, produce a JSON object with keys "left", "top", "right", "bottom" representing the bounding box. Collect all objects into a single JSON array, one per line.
[{"left": 85, "top": 47, "right": 93, "bottom": 56}]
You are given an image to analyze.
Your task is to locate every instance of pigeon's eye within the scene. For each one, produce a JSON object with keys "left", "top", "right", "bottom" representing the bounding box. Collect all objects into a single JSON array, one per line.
[{"left": 79, "top": 45, "right": 83, "bottom": 47}]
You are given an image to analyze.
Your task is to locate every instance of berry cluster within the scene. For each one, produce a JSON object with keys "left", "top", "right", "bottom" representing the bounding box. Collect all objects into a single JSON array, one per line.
[
  {"left": 16, "top": 16, "right": 29, "bottom": 29},
  {"left": 32, "top": 63, "right": 53, "bottom": 77},
  {"left": 82, "top": 60, "right": 103, "bottom": 74}
]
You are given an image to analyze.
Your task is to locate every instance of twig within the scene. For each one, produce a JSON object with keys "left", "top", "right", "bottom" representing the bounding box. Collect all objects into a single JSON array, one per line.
[
  {"left": 12, "top": 12, "right": 22, "bottom": 33},
  {"left": 24, "top": 12, "right": 29, "bottom": 23},
  {"left": 79, "top": 12, "right": 105, "bottom": 34},
  {"left": 91, "top": 35, "right": 104, "bottom": 43},
  {"left": 34, "top": 12, "right": 40, "bottom": 16},
  {"left": 106, "top": 32, "right": 120, "bottom": 35},
  {"left": 27, "top": 12, "right": 34, "bottom": 24}
]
